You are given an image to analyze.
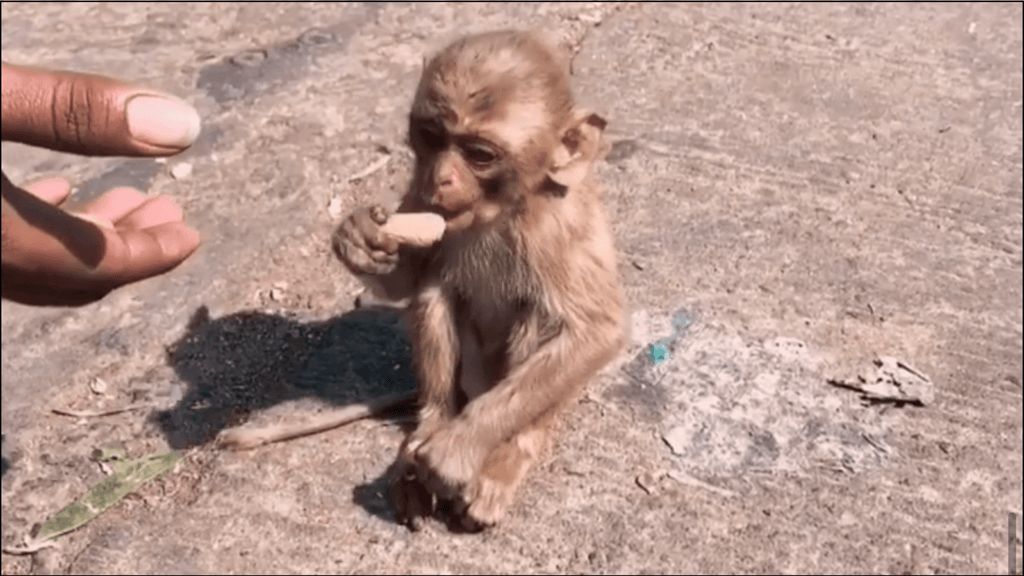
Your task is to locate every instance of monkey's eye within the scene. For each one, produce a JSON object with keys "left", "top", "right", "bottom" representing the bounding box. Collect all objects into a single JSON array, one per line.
[
  {"left": 463, "top": 142, "right": 498, "bottom": 166},
  {"left": 416, "top": 125, "right": 446, "bottom": 151}
]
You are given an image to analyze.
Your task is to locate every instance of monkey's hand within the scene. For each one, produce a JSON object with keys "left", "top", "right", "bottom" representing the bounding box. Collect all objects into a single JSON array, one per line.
[
  {"left": 332, "top": 205, "right": 401, "bottom": 276},
  {"left": 409, "top": 425, "right": 486, "bottom": 503}
]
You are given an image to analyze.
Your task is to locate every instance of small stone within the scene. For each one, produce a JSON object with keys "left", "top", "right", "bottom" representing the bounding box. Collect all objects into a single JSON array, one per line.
[
  {"left": 89, "top": 377, "right": 108, "bottom": 395},
  {"left": 636, "top": 472, "right": 657, "bottom": 494},
  {"left": 662, "top": 426, "right": 689, "bottom": 456},
  {"left": 327, "top": 197, "right": 343, "bottom": 219},
  {"left": 171, "top": 162, "right": 193, "bottom": 180}
]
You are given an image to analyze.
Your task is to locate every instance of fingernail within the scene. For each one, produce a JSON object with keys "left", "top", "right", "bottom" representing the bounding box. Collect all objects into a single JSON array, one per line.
[{"left": 125, "top": 94, "right": 201, "bottom": 150}]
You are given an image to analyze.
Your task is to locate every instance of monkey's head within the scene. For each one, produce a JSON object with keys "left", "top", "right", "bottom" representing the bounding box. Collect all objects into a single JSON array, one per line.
[{"left": 408, "top": 30, "right": 607, "bottom": 234}]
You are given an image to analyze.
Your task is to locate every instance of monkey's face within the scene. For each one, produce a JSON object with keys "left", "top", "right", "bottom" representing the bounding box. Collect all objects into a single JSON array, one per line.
[
  {"left": 408, "top": 114, "right": 515, "bottom": 234},
  {"left": 406, "top": 30, "right": 592, "bottom": 237}
]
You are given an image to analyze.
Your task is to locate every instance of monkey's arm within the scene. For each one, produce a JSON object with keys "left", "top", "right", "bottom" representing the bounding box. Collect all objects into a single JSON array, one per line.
[{"left": 469, "top": 326, "right": 618, "bottom": 443}]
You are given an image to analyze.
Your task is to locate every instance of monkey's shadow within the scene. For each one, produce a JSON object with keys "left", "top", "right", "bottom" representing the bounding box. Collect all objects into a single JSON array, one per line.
[{"left": 156, "top": 304, "right": 417, "bottom": 521}]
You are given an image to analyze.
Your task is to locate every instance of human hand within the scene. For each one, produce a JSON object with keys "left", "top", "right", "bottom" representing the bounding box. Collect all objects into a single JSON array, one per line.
[{"left": 1, "top": 62, "right": 202, "bottom": 306}]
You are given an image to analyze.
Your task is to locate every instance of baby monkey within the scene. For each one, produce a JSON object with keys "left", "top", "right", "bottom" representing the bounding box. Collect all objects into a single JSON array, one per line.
[{"left": 334, "top": 30, "right": 626, "bottom": 531}]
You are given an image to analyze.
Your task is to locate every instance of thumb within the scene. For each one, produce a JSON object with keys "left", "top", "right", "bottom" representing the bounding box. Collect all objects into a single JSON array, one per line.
[{"left": 1, "top": 62, "right": 201, "bottom": 156}]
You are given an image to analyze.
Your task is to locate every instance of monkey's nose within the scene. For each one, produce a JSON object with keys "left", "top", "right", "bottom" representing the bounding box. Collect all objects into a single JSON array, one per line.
[{"left": 426, "top": 193, "right": 456, "bottom": 215}]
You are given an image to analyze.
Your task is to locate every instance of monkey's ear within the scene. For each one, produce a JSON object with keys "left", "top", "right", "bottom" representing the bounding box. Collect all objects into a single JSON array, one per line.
[{"left": 548, "top": 112, "right": 608, "bottom": 189}]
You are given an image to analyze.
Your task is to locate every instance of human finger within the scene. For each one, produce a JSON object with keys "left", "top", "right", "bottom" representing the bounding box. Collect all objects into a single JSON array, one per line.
[
  {"left": 1, "top": 62, "right": 201, "bottom": 156},
  {"left": 22, "top": 176, "right": 71, "bottom": 204},
  {"left": 0, "top": 218, "right": 199, "bottom": 306},
  {"left": 105, "top": 221, "right": 200, "bottom": 281},
  {"left": 115, "top": 194, "right": 185, "bottom": 231},
  {"left": 78, "top": 187, "right": 148, "bottom": 223}
]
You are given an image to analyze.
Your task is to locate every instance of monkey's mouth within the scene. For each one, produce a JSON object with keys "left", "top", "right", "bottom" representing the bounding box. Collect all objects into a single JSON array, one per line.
[
  {"left": 438, "top": 209, "right": 476, "bottom": 232},
  {"left": 432, "top": 206, "right": 468, "bottom": 223},
  {"left": 432, "top": 206, "right": 462, "bottom": 221}
]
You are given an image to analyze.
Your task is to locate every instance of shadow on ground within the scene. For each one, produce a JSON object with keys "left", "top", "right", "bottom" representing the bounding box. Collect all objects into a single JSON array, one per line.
[{"left": 155, "top": 304, "right": 418, "bottom": 449}]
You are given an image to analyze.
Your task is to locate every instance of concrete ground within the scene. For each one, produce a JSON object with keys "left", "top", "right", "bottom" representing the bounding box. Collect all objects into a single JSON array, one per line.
[{"left": 2, "top": 2, "right": 1021, "bottom": 574}]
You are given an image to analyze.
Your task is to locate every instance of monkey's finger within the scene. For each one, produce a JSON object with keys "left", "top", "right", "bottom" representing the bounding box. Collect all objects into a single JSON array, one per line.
[
  {"left": 459, "top": 512, "right": 485, "bottom": 533},
  {"left": 335, "top": 216, "right": 375, "bottom": 252},
  {"left": 361, "top": 257, "right": 400, "bottom": 276},
  {"left": 452, "top": 493, "right": 470, "bottom": 518},
  {"left": 353, "top": 208, "right": 400, "bottom": 254},
  {"left": 371, "top": 234, "right": 401, "bottom": 255},
  {"left": 369, "top": 248, "right": 400, "bottom": 266},
  {"left": 332, "top": 225, "right": 373, "bottom": 266},
  {"left": 368, "top": 204, "right": 391, "bottom": 225},
  {"left": 334, "top": 237, "right": 398, "bottom": 276},
  {"left": 1, "top": 62, "right": 201, "bottom": 156},
  {"left": 358, "top": 215, "right": 400, "bottom": 254}
]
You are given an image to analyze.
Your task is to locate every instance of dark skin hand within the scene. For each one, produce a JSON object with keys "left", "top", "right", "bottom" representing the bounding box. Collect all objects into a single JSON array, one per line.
[{"left": 1, "top": 62, "right": 202, "bottom": 306}]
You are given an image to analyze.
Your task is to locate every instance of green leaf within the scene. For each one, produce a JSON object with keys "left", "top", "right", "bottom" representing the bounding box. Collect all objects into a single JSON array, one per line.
[{"left": 37, "top": 451, "right": 182, "bottom": 541}]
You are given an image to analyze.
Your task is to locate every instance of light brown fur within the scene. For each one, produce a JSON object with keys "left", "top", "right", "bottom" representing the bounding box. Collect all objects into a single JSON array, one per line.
[{"left": 333, "top": 30, "right": 625, "bottom": 531}]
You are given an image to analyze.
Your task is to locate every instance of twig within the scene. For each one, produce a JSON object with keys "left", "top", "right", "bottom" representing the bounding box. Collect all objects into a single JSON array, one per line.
[
  {"left": 895, "top": 359, "right": 930, "bottom": 382},
  {"left": 861, "top": 432, "right": 890, "bottom": 454},
  {"left": 666, "top": 470, "right": 739, "bottom": 498},
  {"left": 218, "top": 391, "right": 416, "bottom": 450},
  {"left": 51, "top": 404, "right": 151, "bottom": 418},
  {"left": 2, "top": 538, "right": 57, "bottom": 555},
  {"left": 348, "top": 153, "right": 391, "bottom": 182}
]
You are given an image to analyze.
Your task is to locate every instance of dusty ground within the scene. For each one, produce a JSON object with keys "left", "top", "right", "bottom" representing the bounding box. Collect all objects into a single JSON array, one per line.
[{"left": 2, "top": 2, "right": 1021, "bottom": 574}]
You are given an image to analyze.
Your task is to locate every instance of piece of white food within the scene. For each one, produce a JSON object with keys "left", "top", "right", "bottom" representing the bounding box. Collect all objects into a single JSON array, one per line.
[{"left": 381, "top": 212, "right": 446, "bottom": 247}]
